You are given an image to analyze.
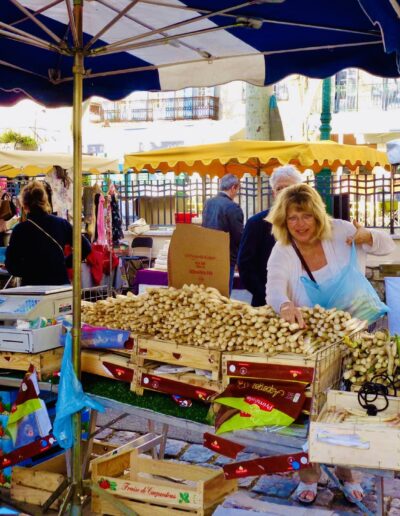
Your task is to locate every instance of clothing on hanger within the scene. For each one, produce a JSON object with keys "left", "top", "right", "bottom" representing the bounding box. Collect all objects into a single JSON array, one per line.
[
  {"left": 108, "top": 181, "right": 117, "bottom": 196},
  {"left": 83, "top": 185, "right": 95, "bottom": 241},
  {"left": 46, "top": 167, "right": 73, "bottom": 221},
  {"left": 95, "top": 194, "right": 107, "bottom": 245},
  {"left": 110, "top": 194, "right": 123, "bottom": 244},
  {"left": 94, "top": 193, "right": 101, "bottom": 242},
  {"left": 93, "top": 182, "right": 102, "bottom": 195}
]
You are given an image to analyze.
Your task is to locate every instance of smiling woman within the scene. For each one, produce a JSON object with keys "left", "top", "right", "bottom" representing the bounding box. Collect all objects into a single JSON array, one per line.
[
  {"left": 268, "top": 183, "right": 332, "bottom": 246},
  {"left": 265, "top": 182, "right": 396, "bottom": 504},
  {"left": 265, "top": 183, "right": 394, "bottom": 323}
]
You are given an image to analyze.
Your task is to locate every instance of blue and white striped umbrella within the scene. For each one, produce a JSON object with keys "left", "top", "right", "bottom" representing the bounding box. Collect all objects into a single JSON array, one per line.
[{"left": 0, "top": 0, "right": 399, "bottom": 106}]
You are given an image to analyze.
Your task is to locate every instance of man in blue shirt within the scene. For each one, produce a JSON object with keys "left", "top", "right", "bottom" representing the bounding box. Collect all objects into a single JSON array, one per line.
[
  {"left": 202, "top": 174, "right": 243, "bottom": 294},
  {"left": 237, "top": 165, "right": 303, "bottom": 306}
]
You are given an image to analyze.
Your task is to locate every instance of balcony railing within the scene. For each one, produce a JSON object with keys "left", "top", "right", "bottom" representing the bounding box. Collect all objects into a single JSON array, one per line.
[{"left": 96, "top": 96, "right": 219, "bottom": 123}]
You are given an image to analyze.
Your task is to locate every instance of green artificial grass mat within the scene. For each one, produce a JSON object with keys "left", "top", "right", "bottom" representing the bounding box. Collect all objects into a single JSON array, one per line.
[
  {"left": 82, "top": 373, "right": 210, "bottom": 424},
  {"left": 0, "top": 370, "right": 210, "bottom": 424}
]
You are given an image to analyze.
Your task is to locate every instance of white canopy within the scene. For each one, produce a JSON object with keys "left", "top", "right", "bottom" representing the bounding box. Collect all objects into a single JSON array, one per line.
[{"left": 0, "top": 150, "right": 119, "bottom": 177}]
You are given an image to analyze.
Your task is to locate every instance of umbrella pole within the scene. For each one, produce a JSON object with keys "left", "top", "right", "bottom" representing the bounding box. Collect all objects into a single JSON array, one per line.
[
  {"left": 256, "top": 162, "right": 262, "bottom": 213},
  {"left": 390, "top": 165, "right": 395, "bottom": 235},
  {"left": 71, "top": 2, "right": 84, "bottom": 514}
]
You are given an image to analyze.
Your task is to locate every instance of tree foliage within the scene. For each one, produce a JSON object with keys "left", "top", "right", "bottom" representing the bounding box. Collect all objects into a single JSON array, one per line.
[{"left": 0, "top": 130, "right": 38, "bottom": 150}]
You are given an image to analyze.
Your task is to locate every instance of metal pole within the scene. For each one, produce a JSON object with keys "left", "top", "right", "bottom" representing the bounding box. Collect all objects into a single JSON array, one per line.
[
  {"left": 390, "top": 165, "right": 395, "bottom": 235},
  {"left": 256, "top": 160, "right": 262, "bottom": 213},
  {"left": 317, "top": 77, "right": 333, "bottom": 214},
  {"left": 71, "top": 1, "right": 84, "bottom": 514}
]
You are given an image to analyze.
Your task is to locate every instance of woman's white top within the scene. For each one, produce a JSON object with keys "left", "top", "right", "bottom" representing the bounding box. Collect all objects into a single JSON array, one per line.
[{"left": 266, "top": 219, "right": 396, "bottom": 313}]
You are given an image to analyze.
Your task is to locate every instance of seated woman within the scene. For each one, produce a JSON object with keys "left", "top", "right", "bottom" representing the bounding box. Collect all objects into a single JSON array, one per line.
[
  {"left": 266, "top": 183, "right": 395, "bottom": 504},
  {"left": 5, "top": 181, "right": 91, "bottom": 286}
]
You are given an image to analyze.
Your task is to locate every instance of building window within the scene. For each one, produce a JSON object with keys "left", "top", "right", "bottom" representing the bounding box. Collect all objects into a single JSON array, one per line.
[
  {"left": 370, "top": 78, "right": 400, "bottom": 110},
  {"left": 334, "top": 69, "right": 358, "bottom": 112},
  {"left": 87, "top": 144, "right": 104, "bottom": 155}
]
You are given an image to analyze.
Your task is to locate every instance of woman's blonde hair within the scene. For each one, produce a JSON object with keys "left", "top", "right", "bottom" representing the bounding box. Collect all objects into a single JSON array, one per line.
[
  {"left": 21, "top": 180, "right": 51, "bottom": 214},
  {"left": 266, "top": 183, "right": 332, "bottom": 245}
]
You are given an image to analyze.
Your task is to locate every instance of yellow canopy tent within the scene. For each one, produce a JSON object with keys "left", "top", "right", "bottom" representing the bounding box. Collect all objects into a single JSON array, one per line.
[
  {"left": 0, "top": 149, "right": 119, "bottom": 177},
  {"left": 124, "top": 139, "right": 390, "bottom": 177}
]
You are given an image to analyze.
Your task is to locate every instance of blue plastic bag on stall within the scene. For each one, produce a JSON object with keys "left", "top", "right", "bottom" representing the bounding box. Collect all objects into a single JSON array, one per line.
[
  {"left": 53, "top": 331, "right": 105, "bottom": 449},
  {"left": 301, "top": 242, "right": 388, "bottom": 324}
]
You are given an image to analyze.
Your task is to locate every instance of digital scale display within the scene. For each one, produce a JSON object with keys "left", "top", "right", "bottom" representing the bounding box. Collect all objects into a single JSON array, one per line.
[
  {"left": 0, "top": 285, "right": 72, "bottom": 321},
  {"left": 0, "top": 297, "right": 40, "bottom": 315}
]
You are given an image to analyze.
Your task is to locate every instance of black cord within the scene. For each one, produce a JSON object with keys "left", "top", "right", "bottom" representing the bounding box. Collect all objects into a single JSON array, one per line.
[
  {"left": 371, "top": 373, "right": 397, "bottom": 396},
  {"left": 357, "top": 374, "right": 394, "bottom": 416}
]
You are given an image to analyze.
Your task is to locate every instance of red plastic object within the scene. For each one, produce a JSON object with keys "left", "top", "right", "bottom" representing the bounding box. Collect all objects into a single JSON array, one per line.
[
  {"left": 140, "top": 373, "right": 216, "bottom": 401},
  {"left": 226, "top": 361, "right": 314, "bottom": 383},
  {"left": 174, "top": 213, "right": 197, "bottom": 224},
  {"left": 223, "top": 452, "right": 311, "bottom": 479},
  {"left": 102, "top": 362, "right": 134, "bottom": 382},
  {"left": 203, "top": 432, "right": 245, "bottom": 459},
  {"left": 0, "top": 434, "right": 56, "bottom": 470}
]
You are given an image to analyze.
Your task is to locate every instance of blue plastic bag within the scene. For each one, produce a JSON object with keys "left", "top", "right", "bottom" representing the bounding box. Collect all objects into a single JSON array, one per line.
[
  {"left": 53, "top": 331, "right": 105, "bottom": 449},
  {"left": 301, "top": 242, "right": 388, "bottom": 324}
]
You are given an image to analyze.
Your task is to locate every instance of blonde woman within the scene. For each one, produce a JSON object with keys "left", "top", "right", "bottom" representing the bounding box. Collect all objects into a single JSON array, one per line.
[{"left": 266, "top": 183, "right": 394, "bottom": 504}]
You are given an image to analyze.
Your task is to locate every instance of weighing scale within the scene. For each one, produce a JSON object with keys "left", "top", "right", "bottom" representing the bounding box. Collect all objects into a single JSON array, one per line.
[{"left": 0, "top": 285, "right": 72, "bottom": 353}]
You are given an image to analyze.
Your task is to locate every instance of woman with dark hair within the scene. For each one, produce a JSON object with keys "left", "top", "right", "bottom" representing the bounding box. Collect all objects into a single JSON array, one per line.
[{"left": 5, "top": 180, "right": 91, "bottom": 285}]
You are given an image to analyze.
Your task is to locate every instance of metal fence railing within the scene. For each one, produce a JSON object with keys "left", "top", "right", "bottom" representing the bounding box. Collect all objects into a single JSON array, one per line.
[
  {"left": 6, "top": 172, "right": 400, "bottom": 234},
  {"left": 87, "top": 172, "right": 400, "bottom": 234}
]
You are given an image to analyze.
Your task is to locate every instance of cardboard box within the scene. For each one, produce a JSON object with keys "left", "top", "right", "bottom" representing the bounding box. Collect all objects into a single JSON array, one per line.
[{"left": 168, "top": 225, "right": 230, "bottom": 297}]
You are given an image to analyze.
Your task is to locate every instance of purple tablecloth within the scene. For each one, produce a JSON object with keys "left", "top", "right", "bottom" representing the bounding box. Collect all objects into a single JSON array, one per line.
[
  {"left": 133, "top": 268, "right": 243, "bottom": 291},
  {"left": 134, "top": 268, "right": 169, "bottom": 288}
]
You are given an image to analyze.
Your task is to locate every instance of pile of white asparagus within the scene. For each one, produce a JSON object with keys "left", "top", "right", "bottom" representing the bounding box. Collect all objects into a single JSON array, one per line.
[
  {"left": 82, "top": 285, "right": 362, "bottom": 355},
  {"left": 343, "top": 330, "right": 399, "bottom": 385}
]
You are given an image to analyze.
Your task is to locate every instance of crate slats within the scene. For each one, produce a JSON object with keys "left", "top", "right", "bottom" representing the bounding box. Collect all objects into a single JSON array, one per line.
[
  {"left": 91, "top": 446, "right": 237, "bottom": 515},
  {"left": 0, "top": 347, "right": 62, "bottom": 379},
  {"left": 222, "top": 343, "right": 344, "bottom": 418}
]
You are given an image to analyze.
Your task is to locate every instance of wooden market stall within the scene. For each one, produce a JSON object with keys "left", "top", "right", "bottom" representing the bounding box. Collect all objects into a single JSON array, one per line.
[{"left": 0, "top": 1, "right": 399, "bottom": 513}]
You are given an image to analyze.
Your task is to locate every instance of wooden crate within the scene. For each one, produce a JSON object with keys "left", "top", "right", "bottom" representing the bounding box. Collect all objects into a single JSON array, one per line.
[
  {"left": 11, "top": 453, "right": 67, "bottom": 510},
  {"left": 309, "top": 390, "right": 400, "bottom": 470},
  {"left": 81, "top": 349, "right": 135, "bottom": 382},
  {"left": 91, "top": 448, "right": 237, "bottom": 515},
  {"left": 222, "top": 343, "right": 344, "bottom": 418},
  {"left": 10, "top": 437, "right": 134, "bottom": 511},
  {"left": 134, "top": 336, "right": 222, "bottom": 381},
  {"left": 133, "top": 363, "right": 222, "bottom": 401},
  {"left": 0, "top": 347, "right": 63, "bottom": 380}
]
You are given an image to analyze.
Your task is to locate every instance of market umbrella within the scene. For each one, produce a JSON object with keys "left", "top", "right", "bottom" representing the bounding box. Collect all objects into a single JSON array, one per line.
[
  {"left": 0, "top": 149, "right": 119, "bottom": 176},
  {"left": 124, "top": 139, "right": 391, "bottom": 177},
  {"left": 0, "top": 1, "right": 399, "bottom": 106},
  {"left": 0, "top": 2, "right": 399, "bottom": 512}
]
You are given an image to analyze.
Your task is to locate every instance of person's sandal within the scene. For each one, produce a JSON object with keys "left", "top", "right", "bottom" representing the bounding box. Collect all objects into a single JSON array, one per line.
[
  {"left": 293, "top": 481, "right": 318, "bottom": 505},
  {"left": 342, "top": 481, "right": 364, "bottom": 504}
]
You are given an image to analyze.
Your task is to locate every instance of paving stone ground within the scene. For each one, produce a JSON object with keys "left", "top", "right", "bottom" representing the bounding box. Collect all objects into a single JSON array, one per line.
[{"left": 96, "top": 425, "right": 400, "bottom": 514}]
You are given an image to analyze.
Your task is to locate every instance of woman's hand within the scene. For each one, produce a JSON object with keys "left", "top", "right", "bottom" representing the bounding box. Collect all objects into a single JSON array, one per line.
[
  {"left": 346, "top": 220, "right": 373, "bottom": 246},
  {"left": 280, "top": 301, "right": 305, "bottom": 328}
]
